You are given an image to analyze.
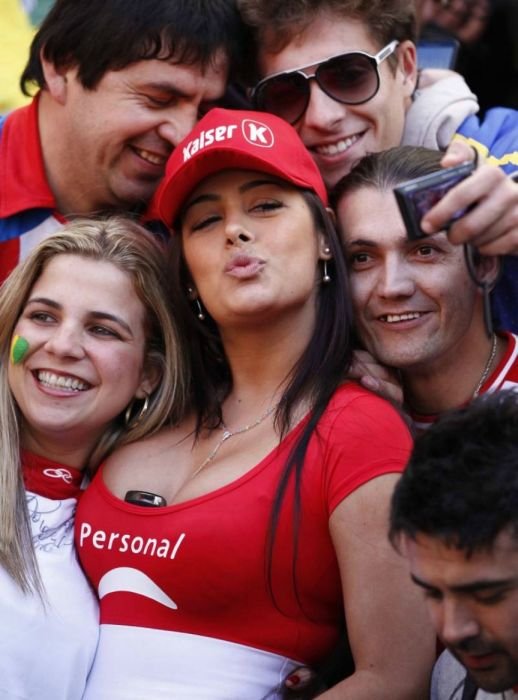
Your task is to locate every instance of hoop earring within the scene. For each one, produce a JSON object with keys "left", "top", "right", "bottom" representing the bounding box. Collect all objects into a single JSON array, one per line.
[
  {"left": 322, "top": 260, "right": 331, "bottom": 283},
  {"left": 124, "top": 394, "right": 149, "bottom": 428}
]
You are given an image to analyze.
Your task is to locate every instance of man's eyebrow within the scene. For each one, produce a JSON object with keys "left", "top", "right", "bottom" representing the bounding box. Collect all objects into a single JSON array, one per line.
[
  {"left": 345, "top": 232, "right": 447, "bottom": 249},
  {"left": 450, "top": 578, "right": 517, "bottom": 594},
  {"left": 411, "top": 573, "right": 516, "bottom": 593},
  {"left": 411, "top": 573, "right": 437, "bottom": 591},
  {"left": 140, "top": 81, "right": 191, "bottom": 99},
  {"left": 345, "top": 238, "right": 378, "bottom": 248}
]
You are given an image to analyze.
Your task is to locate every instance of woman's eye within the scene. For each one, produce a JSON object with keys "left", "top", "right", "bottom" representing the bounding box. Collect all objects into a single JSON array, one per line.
[
  {"left": 29, "top": 311, "right": 55, "bottom": 323},
  {"left": 251, "top": 200, "right": 283, "bottom": 213},
  {"left": 191, "top": 215, "right": 221, "bottom": 232},
  {"left": 90, "top": 325, "right": 120, "bottom": 339}
]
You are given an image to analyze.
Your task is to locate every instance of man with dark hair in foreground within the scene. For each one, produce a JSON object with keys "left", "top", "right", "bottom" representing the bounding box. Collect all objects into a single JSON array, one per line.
[{"left": 390, "top": 390, "right": 518, "bottom": 699}]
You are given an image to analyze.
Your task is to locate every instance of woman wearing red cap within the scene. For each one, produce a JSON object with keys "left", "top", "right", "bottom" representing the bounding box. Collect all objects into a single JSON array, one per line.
[{"left": 77, "top": 109, "right": 435, "bottom": 699}]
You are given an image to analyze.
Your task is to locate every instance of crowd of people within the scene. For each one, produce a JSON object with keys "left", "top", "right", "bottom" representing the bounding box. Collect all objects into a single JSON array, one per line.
[{"left": 1, "top": 0, "right": 518, "bottom": 698}]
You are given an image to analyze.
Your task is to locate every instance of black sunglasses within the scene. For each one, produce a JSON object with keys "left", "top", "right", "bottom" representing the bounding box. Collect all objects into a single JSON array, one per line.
[{"left": 251, "top": 41, "right": 399, "bottom": 125}]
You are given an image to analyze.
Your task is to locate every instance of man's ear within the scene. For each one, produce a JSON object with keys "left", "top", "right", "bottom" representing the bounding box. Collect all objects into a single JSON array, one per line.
[
  {"left": 397, "top": 39, "right": 419, "bottom": 98},
  {"left": 475, "top": 254, "right": 501, "bottom": 291},
  {"left": 40, "top": 50, "right": 70, "bottom": 105}
]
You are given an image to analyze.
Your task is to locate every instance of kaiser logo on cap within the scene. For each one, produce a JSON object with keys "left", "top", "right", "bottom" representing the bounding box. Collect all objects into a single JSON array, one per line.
[
  {"left": 241, "top": 119, "right": 275, "bottom": 148},
  {"left": 156, "top": 108, "right": 328, "bottom": 227}
]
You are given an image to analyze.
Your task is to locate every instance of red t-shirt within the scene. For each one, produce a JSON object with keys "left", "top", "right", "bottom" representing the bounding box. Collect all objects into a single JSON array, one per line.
[{"left": 76, "top": 384, "right": 412, "bottom": 698}]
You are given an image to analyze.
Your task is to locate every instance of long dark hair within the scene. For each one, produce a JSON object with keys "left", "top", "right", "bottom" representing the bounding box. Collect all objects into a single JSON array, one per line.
[{"left": 169, "top": 187, "right": 354, "bottom": 599}]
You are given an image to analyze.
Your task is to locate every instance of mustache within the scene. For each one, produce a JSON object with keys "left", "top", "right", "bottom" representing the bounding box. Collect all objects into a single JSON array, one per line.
[{"left": 451, "top": 636, "right": 505, "bottom": 656}]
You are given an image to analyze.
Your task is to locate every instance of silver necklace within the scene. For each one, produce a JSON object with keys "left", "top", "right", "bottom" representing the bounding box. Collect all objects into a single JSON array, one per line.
[
  {"left": 190, "top": 404, "right": 277, "bottom": 480},
  {"left": 473, "top": 333, "right": 498, "bottom": 398}
]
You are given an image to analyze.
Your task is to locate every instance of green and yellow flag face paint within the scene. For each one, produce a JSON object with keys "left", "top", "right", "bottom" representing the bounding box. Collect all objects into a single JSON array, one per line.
[{"left": 10, "top": 335, "right": 29, "bottom": 365}]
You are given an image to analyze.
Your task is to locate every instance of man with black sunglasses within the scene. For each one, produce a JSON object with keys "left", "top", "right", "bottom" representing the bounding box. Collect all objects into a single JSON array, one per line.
[{"left": 238, "top": 0, "right": 518, "bottom": 335}]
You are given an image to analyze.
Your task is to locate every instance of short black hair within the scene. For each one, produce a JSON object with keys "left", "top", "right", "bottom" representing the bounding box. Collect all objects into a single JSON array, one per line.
[
  {"left": 390, "top": 390, "right": 518, "bottom": 554},
  {"left": 21, "top": 0, "right": 248, "bottom": 95}
]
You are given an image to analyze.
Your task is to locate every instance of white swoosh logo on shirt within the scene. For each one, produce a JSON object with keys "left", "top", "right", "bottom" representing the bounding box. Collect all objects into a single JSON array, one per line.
[{"left": 98, "top": 567, "right": 178, "bottom": 610}]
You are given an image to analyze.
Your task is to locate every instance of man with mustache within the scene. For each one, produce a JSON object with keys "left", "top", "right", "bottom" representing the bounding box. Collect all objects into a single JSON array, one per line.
[
  {"left": 390, "top": 389, "right": 518, "bottom": 699},
  {"left": 0, "top": 0, "right": 246, "bottom": 284}
]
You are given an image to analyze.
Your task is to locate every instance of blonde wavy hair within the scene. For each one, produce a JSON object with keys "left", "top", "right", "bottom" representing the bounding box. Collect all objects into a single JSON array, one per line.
[{"left": 0, "top": 216, "right": 188, "bottom": 593}]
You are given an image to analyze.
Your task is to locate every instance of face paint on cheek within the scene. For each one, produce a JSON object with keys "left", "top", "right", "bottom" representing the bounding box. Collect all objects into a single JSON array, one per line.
[{"left": 10, "top": 335, "right": 30, "bottom": 365}]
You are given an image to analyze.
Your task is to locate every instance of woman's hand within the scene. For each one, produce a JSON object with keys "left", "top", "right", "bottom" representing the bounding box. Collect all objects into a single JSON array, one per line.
[{"left": 282, "top": 666, "right": 324, "bottom": 699}]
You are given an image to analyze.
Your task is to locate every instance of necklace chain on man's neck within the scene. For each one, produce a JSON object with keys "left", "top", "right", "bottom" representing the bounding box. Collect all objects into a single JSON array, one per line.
[
  {"left": 190, "top": 404, "right": 278, "bottom": 480},
  {"left": 473, "top": 333, "right": 498, "bottom": 398}
]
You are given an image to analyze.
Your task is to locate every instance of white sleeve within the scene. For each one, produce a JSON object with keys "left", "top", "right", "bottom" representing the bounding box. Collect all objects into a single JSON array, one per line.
[
  {"left": 402, "top": 70, "right": 479, "bottom": 150},
  {"left": 431, "top": 649, "right": 469, "bottom": 700}
]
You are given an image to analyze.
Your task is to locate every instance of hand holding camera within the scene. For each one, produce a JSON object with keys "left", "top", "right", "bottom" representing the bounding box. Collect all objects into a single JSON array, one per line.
[{"left": 394, "top": 160, "right": 476, "bottom": 240}]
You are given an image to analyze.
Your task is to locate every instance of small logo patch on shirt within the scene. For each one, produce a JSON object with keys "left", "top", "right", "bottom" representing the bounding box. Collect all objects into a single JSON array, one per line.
[{"left": 43, "top": 467, "right": 74, "bottom": 484}]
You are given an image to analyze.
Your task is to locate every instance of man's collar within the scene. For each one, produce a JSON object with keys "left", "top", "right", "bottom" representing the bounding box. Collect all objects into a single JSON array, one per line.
[{"left": 0, "top": 93, "right": 57, "bottom": 218}]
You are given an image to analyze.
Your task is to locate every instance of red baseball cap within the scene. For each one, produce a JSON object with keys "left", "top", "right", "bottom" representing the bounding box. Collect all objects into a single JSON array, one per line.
[{"left": 155, "top": 107, "right": 328, "bottom": 226}]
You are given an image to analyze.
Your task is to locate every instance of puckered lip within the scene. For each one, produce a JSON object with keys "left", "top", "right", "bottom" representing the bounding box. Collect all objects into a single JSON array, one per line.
[{"left": 224, "top": 254, "right": 266, "bottom": 274}]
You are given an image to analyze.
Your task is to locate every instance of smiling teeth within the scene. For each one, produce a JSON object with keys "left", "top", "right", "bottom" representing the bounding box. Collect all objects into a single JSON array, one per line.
[
  {"left": 315, "top": 134, "right": 360, "bottom": 156},
  {"left": 383, "top": 313, "right": 422, "bottom": 323},
  {"left": 134, "top": 148, "right": 166, "bottom": 166},
  {"left": 37, "top": 371, "right": 89, "bottom": 391}
]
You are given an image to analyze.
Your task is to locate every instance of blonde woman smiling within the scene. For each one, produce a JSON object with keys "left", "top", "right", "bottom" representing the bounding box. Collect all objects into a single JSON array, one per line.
[{"left": 0, "top": 217, "right": 186, "bottom": 700}]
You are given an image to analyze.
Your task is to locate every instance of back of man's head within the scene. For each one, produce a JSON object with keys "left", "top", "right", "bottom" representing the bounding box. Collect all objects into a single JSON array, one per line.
[
  {"left": 21, "top": 0, "right": 247, "bottom": 96},
  {"left": 390, "top": 390, "right": 518, "bottom": 554}
]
